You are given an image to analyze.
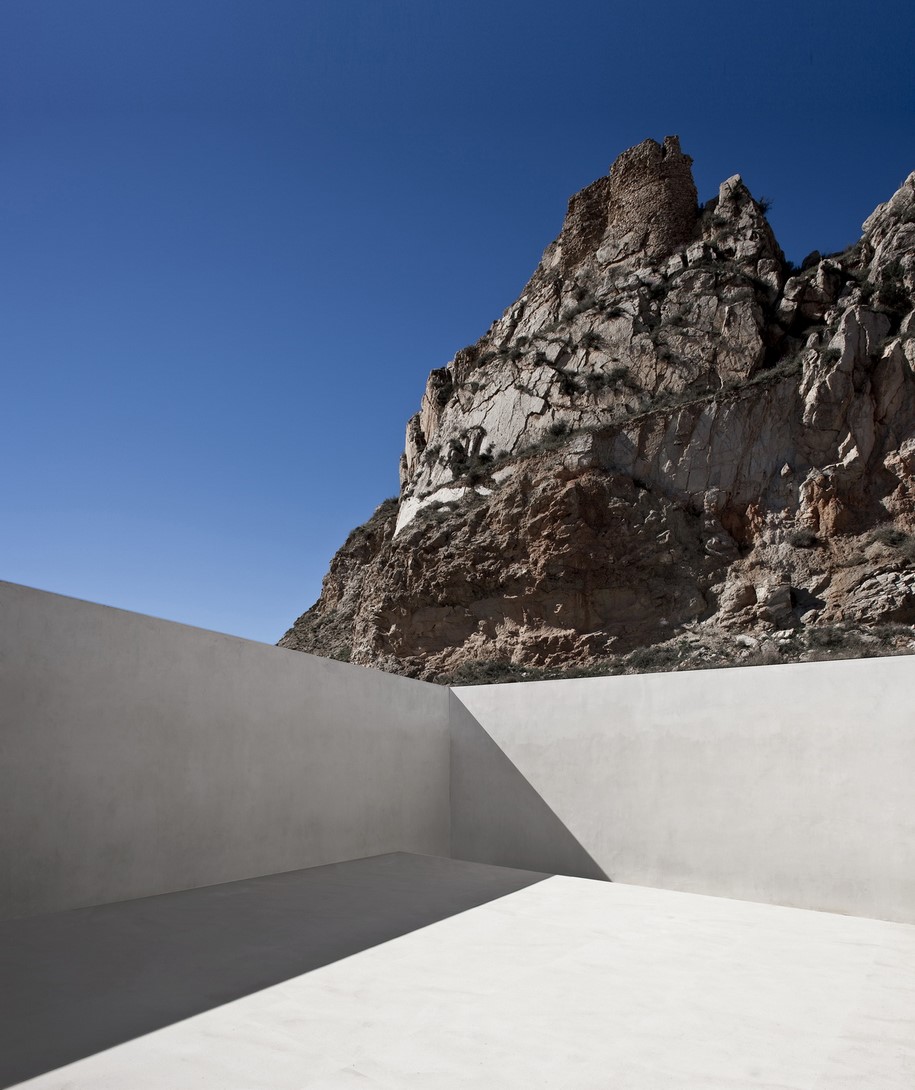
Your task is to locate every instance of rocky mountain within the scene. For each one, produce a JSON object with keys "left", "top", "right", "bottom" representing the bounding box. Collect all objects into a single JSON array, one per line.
[{"left": 280, "top": 136, "right": 915, "bottom": 682}]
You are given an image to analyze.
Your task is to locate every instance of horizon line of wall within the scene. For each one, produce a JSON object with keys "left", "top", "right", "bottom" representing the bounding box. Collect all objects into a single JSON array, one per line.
[{"left": 1, "top": 579, "right": 913, "bottom": 925}]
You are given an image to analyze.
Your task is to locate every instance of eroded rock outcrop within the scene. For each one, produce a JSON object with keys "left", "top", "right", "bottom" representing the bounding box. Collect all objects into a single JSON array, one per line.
[{"left": 281, "top": 138, "right": 915, "bottom": 680}]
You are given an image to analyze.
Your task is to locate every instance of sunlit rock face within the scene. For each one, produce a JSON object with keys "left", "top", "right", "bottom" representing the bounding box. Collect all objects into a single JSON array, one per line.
[{"left": 281, "top": 138, "right": 915, "bottom": 681}]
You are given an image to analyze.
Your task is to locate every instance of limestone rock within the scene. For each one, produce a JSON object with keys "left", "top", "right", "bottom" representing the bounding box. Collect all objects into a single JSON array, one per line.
[{"left": 280, "top": 138, "right": 915, "bottom": 680}]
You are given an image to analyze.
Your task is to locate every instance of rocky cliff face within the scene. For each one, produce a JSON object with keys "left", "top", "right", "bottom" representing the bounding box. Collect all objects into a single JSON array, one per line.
[{"left": 281, "top": 137, "right": 915, "bottom": 681}]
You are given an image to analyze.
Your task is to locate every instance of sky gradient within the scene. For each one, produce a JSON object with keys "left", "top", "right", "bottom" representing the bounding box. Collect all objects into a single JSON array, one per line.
[{"left": 2, "top": 0, "right": 914, "bottom": 643}]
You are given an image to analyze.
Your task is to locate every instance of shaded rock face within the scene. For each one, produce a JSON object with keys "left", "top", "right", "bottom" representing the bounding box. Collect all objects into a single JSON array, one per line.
[{"left": 281, "top": 137, "right": 915, "bottom": 680}]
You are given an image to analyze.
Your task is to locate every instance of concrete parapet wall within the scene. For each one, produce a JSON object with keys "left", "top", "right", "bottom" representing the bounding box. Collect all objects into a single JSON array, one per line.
[
  {"left": 2, "top": 581, "right": 913, "bottom": 924},
  {"left": 452, "top": 659, "right": 915, "bottom": 923},
  {"left": 0, "top": 582, "right": 450, "bottom": 919}
]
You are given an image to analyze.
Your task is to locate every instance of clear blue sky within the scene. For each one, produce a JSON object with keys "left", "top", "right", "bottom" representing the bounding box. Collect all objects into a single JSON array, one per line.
[{"left": 2, "top": 0, "right": 913, "bottom": 643}]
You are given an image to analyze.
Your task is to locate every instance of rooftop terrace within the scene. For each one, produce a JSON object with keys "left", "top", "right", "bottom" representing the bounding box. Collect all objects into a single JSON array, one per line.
[{"left": 1, "top": 581, "right": 913, "bottom": 1087}]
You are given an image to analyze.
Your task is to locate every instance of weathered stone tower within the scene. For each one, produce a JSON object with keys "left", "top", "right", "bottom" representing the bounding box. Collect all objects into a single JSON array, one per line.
[{"left": 558, "top": 135, "right": 698, "bottom": 272}]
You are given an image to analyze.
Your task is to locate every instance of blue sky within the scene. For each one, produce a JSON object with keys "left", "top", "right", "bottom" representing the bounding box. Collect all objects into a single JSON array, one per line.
[{"left": 2, "top": 0, "right": 913, "bottom": 643}]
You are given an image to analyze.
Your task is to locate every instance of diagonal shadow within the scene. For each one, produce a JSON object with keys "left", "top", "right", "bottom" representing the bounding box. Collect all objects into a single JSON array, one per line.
[
  {"left": 449, "top": 691, "right": 609, "bottom": 881},
  {"left": 0, "top": 852, "right": 549, "bottom": 1088}
]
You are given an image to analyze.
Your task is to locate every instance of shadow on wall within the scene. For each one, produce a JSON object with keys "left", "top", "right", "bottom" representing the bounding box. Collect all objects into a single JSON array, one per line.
[
  {"left": 449, "top": 692, "right": 608, "bottom": 881},
  {"left": 0, "top": 853, "right": 548, "bottom": 1089}
]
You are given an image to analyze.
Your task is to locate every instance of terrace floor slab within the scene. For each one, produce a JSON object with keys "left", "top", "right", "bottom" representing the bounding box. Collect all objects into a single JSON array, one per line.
[{"left": 3, "top": 854, "right": 915, "bottom": 1089}]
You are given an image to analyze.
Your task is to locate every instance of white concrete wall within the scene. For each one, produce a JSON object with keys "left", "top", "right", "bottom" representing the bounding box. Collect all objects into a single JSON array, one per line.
[
  {"left": 449, "top": 691, "right": 606, "bottom": 880},
  {"left": 4, "top": 580, "right": 913, "bottom": 925},
  {"left": 452, "top": 659, "right": 915, "bottom": 923},
  {"left": 0, "top": 582, "right": 451, "bottom": 920}
]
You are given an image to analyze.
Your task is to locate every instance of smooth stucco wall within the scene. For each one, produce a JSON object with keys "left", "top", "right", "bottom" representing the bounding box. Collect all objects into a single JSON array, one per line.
[
  {"left": 0, "top": 582, "right": 450, "bottom": 920},
  {"left": 449, "top": 691, "right": 606, "bottom": 880},
  {"left": 4, "top": 579, "right": 913, "bottom": 925},
  {"left": 452, "top": 658, "right": 915, "bottom": 923}
]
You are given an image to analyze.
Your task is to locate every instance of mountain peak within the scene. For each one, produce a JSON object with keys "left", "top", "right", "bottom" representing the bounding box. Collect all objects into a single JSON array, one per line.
[{"left": 281, "top": 142, "right": 915, "bottom": 682}]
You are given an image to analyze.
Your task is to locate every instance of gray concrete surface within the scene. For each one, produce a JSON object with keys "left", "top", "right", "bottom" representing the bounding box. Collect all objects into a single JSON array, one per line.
[
  {"left": 0, "top": 853, "right": 548, "bottom": 1088},
  {"left": 8, "top": 861, "right": 915, "bottom": 1089},
  {"left": 453, "top": 657, "right": 915, "bottom": 922},
  {"left": 4, "top": 580, "right": 915, "bottom": 928},
  {"left": 449, "top": 691, "right": 606, "bottom": 880},
  {"left": 0, "top": 582, "right": 450, "bottom": 919}
]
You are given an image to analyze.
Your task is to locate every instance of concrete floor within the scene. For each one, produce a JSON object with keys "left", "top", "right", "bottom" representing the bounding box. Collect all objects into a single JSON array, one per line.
[
  {"left": 3, "top": 855, "right": 915, "bottom": 1089},
  {"left": 0, "top": 853, "right": 547, "bottom": 1087}
]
